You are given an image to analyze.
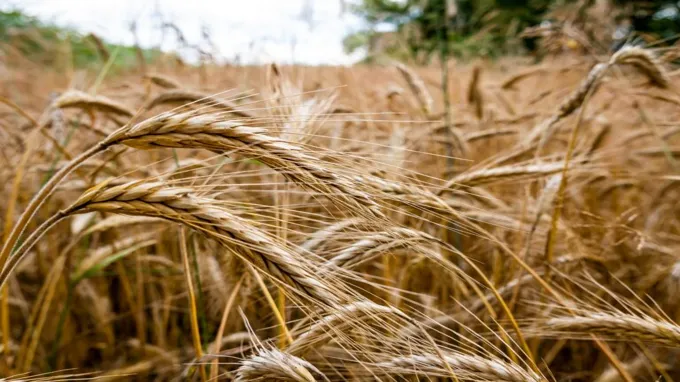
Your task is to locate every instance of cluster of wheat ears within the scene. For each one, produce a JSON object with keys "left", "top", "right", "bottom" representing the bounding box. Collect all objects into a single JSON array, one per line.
[{"left": 2, "top": 44, "right": 680, "bottom": 381}]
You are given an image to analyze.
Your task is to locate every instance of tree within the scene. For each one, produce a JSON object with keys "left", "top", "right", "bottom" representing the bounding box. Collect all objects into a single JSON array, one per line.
[
  {"left": 612, "top": 0, "right": 680, "bottom": 43},
  {"left": 344, "top": 0, "right": 680, "bottom": 62}
]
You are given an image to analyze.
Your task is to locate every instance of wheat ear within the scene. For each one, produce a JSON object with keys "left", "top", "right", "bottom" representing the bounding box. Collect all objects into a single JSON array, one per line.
[
  {"left": 144, "top": 73, "right": 181, "bottom": 89},
  {"left": 53, "top": 89, "right": 134, "bottom": 117},
  {"left": 86, "top": 33, "right": 111, "bottom": 61},
  {"left": 143, "top": 89, "right": 252, "bottom": 118},
  {"left": 2, "top": 181, "right": 341, "bottom": 307},
  {"left": 524, "top": 63, "right": 608, "bottom": 146},
  {"left": 394, "top": 62, "right": 434, "bottom": 117},
  {"left": 325, "top": 227, "right": 434, "bottom": 270},
  {"left": 501, "top": 67, "right": 548, "bottom": 89},
  {"left": 361, "top": 174, "right": 467, "bottom": 220},
  {"left": 299, "top": 217, "right": 367, "bottom": 254},
  {"left": 374, "top": 352, "right": 543, "bottom": 382},
  {"left": 537, "top": 312, "right": 680, "bottom": 347},
  {"left": 611, "top": 46, "right": 669, "bottom": 88},
  {"left": 526, "top": 46, "right": 669, "bottom": 148},
  {"left": 444, "top": 162, "right": 568, "bottom": 188},
  {"left": 465, "top": 127, "right": 518, "bottom": 142},
  {"left": 467, "top": 65, "right": 484, "bottom": 119},
  {"left": 103, "top": 111, "right": 382, "bottom": 218},
  {"left": 235, "top": 348, "right": 327, "bottom": 382},
  {"left": 286, "top": 301, "right": 407, "bottom": 356},
  {"left": 0, "top": 109, "right": 380, "bottom": 285}
]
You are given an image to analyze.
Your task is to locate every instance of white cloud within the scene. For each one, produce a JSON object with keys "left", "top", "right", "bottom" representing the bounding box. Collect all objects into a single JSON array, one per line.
[{"left": 2, "top": 0, "right": 366, "bottom": 65}]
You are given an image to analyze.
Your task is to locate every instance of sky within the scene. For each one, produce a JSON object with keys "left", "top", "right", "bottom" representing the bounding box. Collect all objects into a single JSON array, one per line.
[{"left": 2, "top": 0, "right": 368, "bottom": 65}]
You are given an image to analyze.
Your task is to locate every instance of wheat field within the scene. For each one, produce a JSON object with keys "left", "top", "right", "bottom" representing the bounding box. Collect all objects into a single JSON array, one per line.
[{"left": 2, "top": 42, "right": 680, "bottom": 381}]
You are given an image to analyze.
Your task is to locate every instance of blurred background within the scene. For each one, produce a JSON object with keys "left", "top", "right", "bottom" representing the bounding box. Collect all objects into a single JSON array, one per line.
[{"left": 2, "top": 0, "right": 680, "bottom": 68}]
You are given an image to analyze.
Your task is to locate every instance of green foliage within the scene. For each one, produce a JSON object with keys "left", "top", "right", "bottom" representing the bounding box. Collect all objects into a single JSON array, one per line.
[
  {"left": 0, "top": 8, "right": 161, "bottom": 70},
  {"left": 343, "top": 30, "right": 373, "bottom": 54},
  {"left": 346, "top": 0, "right": 680, "bottom": 62},
  {"left": 345, "top": 0, "right": 557, "bottom": 62},
  {"left": 347, "top": 0, "right": 413, "bottom": 25},
  {"left": 613, "top": 0, "right": 680, "bottom": 43}
]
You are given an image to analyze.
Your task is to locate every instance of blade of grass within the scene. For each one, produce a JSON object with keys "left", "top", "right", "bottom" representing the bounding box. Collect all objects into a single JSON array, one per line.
[
  {"left": 71, "top": 240, "right": 155, "bottom": 284},
  {"left": 90, "top": 45, "right": 120, "bottom": 95}
]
